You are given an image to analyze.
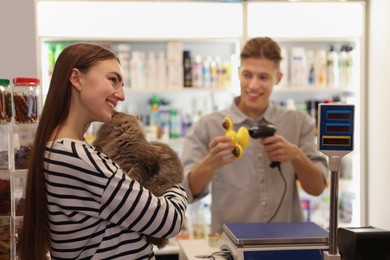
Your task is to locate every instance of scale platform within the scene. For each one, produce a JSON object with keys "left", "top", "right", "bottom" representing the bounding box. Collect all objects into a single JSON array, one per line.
[{"left": 219, "top": 222, "right": 329, "bottom": 260}]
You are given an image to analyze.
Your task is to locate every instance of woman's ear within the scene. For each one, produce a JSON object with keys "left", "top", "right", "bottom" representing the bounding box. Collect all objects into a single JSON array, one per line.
[{"left": 70, "top": 68, "right": 82, "bottom": 91}]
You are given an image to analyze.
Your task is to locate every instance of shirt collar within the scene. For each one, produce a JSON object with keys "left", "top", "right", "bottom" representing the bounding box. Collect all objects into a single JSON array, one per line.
[{"left": 230, "top": 96, "right": 277, "bottom": 125}]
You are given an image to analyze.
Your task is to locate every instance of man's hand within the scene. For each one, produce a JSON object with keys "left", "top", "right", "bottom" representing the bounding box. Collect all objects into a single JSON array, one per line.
[
  {"left": 260, "top": 135, "right": 300, "bottom": 164},
  {"left": 205, "top": 135, "right": 237, "bottom": 172}
]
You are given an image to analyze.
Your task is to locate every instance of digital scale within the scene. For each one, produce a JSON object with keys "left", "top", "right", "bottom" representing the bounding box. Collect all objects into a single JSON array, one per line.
[
  {"left": 219, "top": 222, "right": 329, "bottom": 260},
  {"left": 218, "top": 104, "right": 355, "bottom": 260}
]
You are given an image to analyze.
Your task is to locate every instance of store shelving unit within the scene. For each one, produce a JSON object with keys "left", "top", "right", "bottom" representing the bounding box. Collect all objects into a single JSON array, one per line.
[
  {"left": 23, "top": 0, "right": 367, "bottom": 258},
  {"left": 0, "top": 122, "right": 37, "bottom": 259}
]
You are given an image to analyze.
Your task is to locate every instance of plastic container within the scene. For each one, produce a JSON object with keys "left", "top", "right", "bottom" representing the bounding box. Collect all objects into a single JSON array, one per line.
[
  {"left": 0, "top": 125, "right": 10, "bottom": 170},
  {"left": 0, "top": 172, "right": 11, "bottom": 216},
  {"left": 0, "top": 79, "right": 12, "bottom": 124},
  {"left": 12, "top": 77, "right": 40, "bottom": 124},
  {"left": 0, "top": 217, "right": 11, "bottom": 259},
  {"left": 13, "top": 172, "right": 27, "bottom": 216},
  {"left": 13, "top": 124, "right": 37, "bottom": 170}
]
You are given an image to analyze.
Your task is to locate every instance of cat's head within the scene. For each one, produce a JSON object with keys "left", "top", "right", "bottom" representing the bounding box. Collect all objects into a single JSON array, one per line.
[{"left": 93, "top": 111, "right": 144, "bottom": 150}]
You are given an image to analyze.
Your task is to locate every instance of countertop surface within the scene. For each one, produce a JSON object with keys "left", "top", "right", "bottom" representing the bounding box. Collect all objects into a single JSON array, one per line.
[{"left": 178, "top": 239, "right": 228, "bottom": 260}]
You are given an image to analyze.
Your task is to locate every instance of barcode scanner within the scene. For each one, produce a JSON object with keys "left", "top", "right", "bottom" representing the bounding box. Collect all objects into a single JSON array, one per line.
[{"left": 248, "top": 121, "right": 280, "bottom": 169}]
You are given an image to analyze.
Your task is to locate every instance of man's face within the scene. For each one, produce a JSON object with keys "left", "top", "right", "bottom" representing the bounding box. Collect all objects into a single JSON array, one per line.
[{"left": 238, "top": 58, "right": 282, "bottom": 118}]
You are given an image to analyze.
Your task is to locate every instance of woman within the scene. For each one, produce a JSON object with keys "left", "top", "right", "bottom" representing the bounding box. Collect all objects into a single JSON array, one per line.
[{"left": 19, "top": 43, "right": 187, "bottom": 259}]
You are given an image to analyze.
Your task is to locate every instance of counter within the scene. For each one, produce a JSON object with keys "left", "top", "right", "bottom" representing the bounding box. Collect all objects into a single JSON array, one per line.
[{"left": 178, "top": 239, "right": 226, "bottom": 260}]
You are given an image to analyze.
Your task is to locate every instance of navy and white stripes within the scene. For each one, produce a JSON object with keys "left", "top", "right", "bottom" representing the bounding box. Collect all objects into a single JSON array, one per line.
[{"left": 44, "top": 139, "right": 187, "bottom": 259}]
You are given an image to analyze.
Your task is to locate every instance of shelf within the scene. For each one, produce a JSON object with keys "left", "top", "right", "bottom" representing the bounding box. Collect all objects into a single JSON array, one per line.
[
  {"left": 124, "top": 87, "right": 234, "bottom": 94},
  {"left": 273, "top": 87, "right": 355, "bottom": 96}
]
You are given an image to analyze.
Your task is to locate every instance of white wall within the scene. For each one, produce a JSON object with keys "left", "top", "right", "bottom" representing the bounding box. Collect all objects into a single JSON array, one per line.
[
  {"left": 0, "top": 0, "right": 38, "bottom": 79},
  {"left": 367, "top": 0, "right": 390, "bottom": 230}
]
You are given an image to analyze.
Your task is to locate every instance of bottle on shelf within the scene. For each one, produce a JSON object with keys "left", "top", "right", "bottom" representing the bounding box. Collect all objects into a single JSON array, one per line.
[
  {"left": 169, "top": 107, "right": 181, "bottom": 139},
  {"left": 290, "top": 47, "right": 307, "bottom": 87},
  {"left": 202, "top": 56, "right": 211, "bottom": 88},
  {"left": 130, "top": 51, "right": 146, "bottom": 89},
  {"left": 183, "top": 50, "right": 192, "bottom": 88},
  {"left": 130, "top": 51, "right": 140, "bottom": 89},
  {"left": 167, "top": 41, "right": 183, "bottom": 89},
  {"left": 210, "top": 57, "right": 218, "bottom": 88},
  {"left": 215, "top": 56, "right": 224, "bottom": 88},
  {"left": 138, "top": 52, "right": 146, "bottom": 89},
  {"left": 315, "top": 49, "right": 327, "bottom": 88},
  {"left": 327, "top": 45, "right": 340, "bottom": 88},
  {"left": 159, "top": 105, "right": 170, "bottom": 141},
  {"left": 146, "top": 94, "right": 160, "bottom": 140},
  {"left": 223, "top": 58, "right": 233, "bottom": 88},
  {"left": 156, "top": 51, "right": 167, "bottom": 89},
  {"left": 306, "top": 49, "right": 315, "bottom": 87},
  {"left": 191, "top": 202, "right": 207, "bottom": 240},
  {"left": 146, "top": 51, "right": 157, "bottom": 89},
  {"left": 191, "top": 55, "right": 203, "bottom": 88},
  {"left": 339, "top": 45, "right": 354, "bottom": 89},
  {"left": 117, "top": 44, "right": 131, "bottom": 88},
  {"left": 345, "top": 45, "right": 354, "bottom": 88},
  {"left": 276, "top": 47, "right": 288, "bottom": 88}
]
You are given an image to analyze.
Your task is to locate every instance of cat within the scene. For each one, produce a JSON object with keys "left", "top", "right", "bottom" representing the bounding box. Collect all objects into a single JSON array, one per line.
[{"left": 93, "top": 111, "right": 184, "bottom": 249}]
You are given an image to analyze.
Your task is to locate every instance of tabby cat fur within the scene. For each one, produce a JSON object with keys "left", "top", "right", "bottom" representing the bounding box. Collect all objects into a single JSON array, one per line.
[{"left": 93, "top": 111, "right": 184, "bottom": 249}]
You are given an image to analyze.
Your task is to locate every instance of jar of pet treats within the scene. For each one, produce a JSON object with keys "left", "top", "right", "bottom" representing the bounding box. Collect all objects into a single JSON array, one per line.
[
  {"left": 12, "top": 77, "right": 40, "bottom": 124},
  {"left": 0, "top": 78, "right": 12, "bottom": 124}
]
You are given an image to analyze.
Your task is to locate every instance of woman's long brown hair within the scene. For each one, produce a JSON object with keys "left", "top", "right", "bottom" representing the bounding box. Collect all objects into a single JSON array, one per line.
[{"left": 19, "top": 43, "right": 119, "bottom": 259}]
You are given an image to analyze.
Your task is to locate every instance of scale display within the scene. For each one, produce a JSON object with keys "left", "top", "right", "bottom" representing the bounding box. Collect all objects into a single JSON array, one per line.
[{"left": 318, "top": 104, "right": 354, "bottom": 155}]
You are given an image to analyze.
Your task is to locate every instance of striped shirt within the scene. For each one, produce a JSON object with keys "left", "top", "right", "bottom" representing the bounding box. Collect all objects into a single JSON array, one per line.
[{"left": 44, "top": 139, "right": 187, "bottom": 260}]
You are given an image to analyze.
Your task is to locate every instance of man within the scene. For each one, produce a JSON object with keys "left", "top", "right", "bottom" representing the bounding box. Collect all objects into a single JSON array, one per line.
[{"left": 181, "top": 37, "right": 328, "bottom": 233}]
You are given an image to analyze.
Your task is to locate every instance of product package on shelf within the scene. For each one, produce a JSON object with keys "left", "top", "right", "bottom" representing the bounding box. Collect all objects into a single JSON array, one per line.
[
  {"left": 12, "top": 172, "right": 26, "bottom": 217},
  {"left": 13, "top": 124, "right": 37, "bottom": 170},
  {"left": 0, "top": 217, "right": 11, "bottom": 259},
  {"left": 0, "top": 172, "right": 11, "bottom": 258},
  {"left": 0, "top": 126, "right": 10, "bottom": 170},
  {"left": 0, "top": 172, "right": 11, "bottom": 217},
  {"left": 13, "top": 217, "right": 23, "bottom": 259}
]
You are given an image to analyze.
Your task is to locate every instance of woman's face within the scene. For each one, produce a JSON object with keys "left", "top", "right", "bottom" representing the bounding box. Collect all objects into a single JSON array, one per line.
[{"left": 76, "top": 59, "right": 125, "bottom": 123}]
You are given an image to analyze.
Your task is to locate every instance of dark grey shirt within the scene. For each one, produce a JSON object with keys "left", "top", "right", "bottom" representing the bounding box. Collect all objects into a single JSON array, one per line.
[{"left": 181, "top": 97, "right": 328, "bottom": 233}]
